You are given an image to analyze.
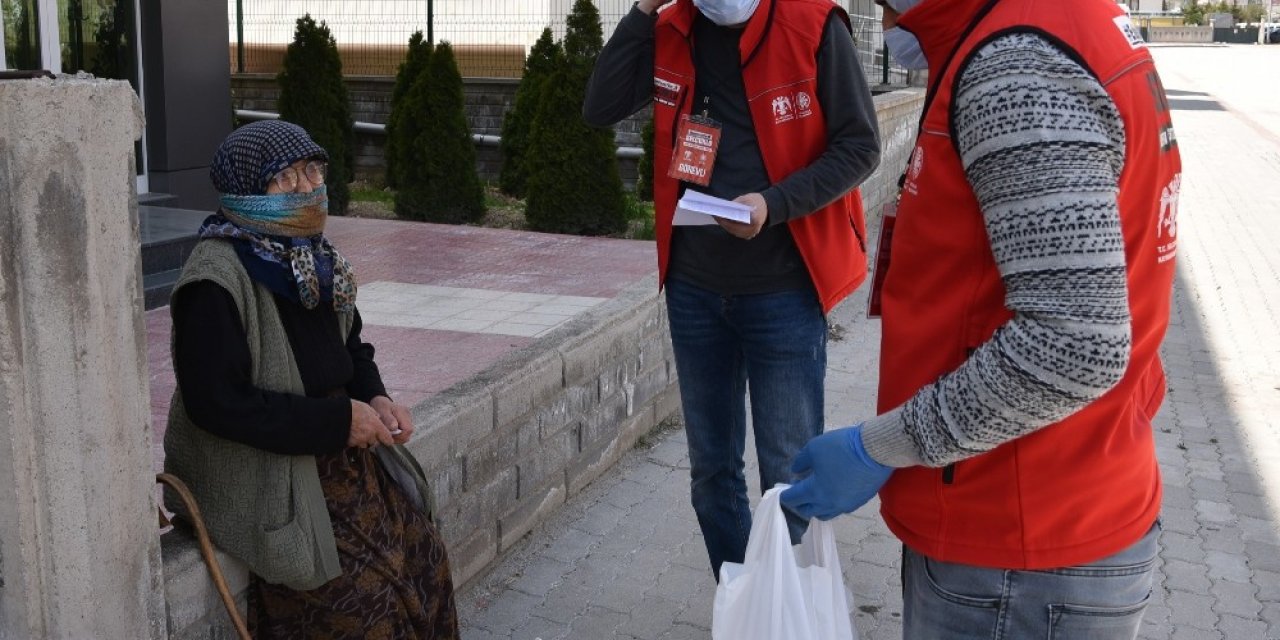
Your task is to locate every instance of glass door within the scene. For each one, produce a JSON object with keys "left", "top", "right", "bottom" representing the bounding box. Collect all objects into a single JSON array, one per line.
[
  {"left": 1, "top": 0, "right": 148, "bottom": 191},
  {"left": 1, "top": 0, "right": 43, "bottom": 70}
]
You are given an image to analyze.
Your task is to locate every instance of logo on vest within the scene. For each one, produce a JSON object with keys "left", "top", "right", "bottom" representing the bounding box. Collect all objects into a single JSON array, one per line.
[
  {"left": 654, "top": 77, "right": 682, "bottom": 107},
  {"left": 1113, "top": 15, "right": 1146, "bottom": 50},
  {"left": 770, "top": 92, "right": 814, "bottom": 125},
  {"left": 1157, "top": 173, "right": 1180, "bottom": 264},
  {"left": 796, "top": 91, "right": 813, "bottom": 117},
  {"left": 772, "top": 95, "right": 795, "bottom": 123}
]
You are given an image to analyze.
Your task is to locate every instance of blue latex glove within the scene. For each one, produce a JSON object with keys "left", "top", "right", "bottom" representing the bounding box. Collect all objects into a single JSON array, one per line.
[{"left": 781, "top": 425, "right": 893, "bottom": 521}]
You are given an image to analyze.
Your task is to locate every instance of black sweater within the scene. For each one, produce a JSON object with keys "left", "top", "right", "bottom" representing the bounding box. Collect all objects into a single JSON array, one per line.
[{"left": 171, "top": 280, "right": 388, "bottom": 456}]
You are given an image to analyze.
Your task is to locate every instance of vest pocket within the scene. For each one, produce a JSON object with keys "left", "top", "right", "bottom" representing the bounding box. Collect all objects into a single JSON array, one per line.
[{"left": 254, "top": 516, "right": 310, "bottom": 585}]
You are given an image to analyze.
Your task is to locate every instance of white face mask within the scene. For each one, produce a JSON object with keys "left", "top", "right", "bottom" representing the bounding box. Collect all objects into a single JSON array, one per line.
[
  {"left": 884, "top": 27, "right": 929, "bottom": 70},
  {"left": 693, "top": 0, "right": 762, "bottom": 26}
]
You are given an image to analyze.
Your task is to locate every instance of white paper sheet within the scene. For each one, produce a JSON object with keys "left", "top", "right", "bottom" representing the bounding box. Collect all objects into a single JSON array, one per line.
[{"left": 674, "top": 190, "right": 754, "bottom": 226}]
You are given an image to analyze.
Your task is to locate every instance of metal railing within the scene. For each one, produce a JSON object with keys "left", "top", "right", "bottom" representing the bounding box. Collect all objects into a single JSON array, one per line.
[{"left": 227, "top": 0, "right": 907, "bottom": 82}]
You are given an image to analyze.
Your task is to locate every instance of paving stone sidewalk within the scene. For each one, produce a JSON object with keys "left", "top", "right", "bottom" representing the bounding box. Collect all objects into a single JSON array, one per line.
[{"left": 457, "top": 45, "right": 1280, "bottom": 640}]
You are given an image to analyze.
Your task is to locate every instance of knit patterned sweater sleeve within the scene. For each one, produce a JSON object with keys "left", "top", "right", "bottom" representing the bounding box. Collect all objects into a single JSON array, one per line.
[{"left": 860, "top": 32, "right": 1132, "bottom": 468}]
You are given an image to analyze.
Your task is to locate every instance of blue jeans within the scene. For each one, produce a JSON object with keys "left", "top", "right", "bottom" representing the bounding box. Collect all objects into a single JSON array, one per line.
[
  {"left": 664, "top": 278, "right": 827, "bottom": 580},
  {"left": 903, "top": 522, "right": 1160, "bottom": 639}
]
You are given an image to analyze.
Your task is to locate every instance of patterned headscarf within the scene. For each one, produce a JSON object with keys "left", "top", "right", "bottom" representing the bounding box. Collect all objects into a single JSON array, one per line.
[
  {"left": 203, "top": 121, "right": 356, "bottom": 312},
  {"left": 210, "top": 120, "right": 328, "bottom": 196}
]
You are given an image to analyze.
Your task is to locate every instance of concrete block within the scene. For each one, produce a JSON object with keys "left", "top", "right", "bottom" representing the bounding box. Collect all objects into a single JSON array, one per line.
[
  {"left": 492, "top": 349, "right": 564, "bottom": 428},
  {"left": 538, "top": 385, "right": 597, "bottom": 442},
  {"left": 160, "top": 531, "right": 250, "bottom": 639},
  {"left": 569, "top": 409, "right": 654, "bottom": 496},
  {"left": 449, "top": 526, "right": 498, "bottom": 592},
  {"left": 464, "top": 422, "right": 523, "bottom": 493},
  {"left": 405, "top": 381, "right": 494, "bottom": 474},
  {"left": 655, "top": 383, "right": 684, "bottom": 425},
  {"left": 631, "top": 362, "right": 672, "bottom": 416},
  {"left": 499, "top": 477, "right": 567, "bottom": 553},
  {"left": 428, "top": 460, "right": 464, "bottom": 513},
  {"left": 442, "top": 468, "right": 517, "bottom": 545},
  {"left": 599, "top": 356, "right": 642, "bottom": 406},
  {"left": 559, "top": 282, "right": 663, "bottom": 388},
  {"left": 518, "top": 427, "right": 576, "bottom": 498},
  {"left": 581, "top": 390, "right": 632, "bottom": 448}
]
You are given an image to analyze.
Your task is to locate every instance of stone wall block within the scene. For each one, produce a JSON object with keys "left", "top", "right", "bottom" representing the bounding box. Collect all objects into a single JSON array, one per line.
[
  {"left": 492, "top": 349, "right": 564, "bottom": 428},
  {"left": 567, "top": 407, "right": 655, "bottom": 497},
  {"left": 405, "top": 382, "right": 495, "bottom": 474},
  {"left": 439, "top": 468, "right": 517, "bottom": 546},
  {"left": 160, "top": 533, "right": 250, "bottom": 640},
  {"left": 448, "top": 527, "right": 497, "bottom": 591},
  {"left": 581, "top": 391, "right": 633, "bottom": 454},
  {"left": 464, "top": 418, "right": 530, "bottom": 492},
  {"left": 499, "top": 476, "right": 568, "bottom": 553},
  {"left": 517, "top": 427, "right": 577, "bottom": 499}
]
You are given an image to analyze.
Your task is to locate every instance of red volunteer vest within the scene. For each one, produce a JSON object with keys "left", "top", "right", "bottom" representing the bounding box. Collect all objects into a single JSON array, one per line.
[
  {"left": 652, "top": 0, "right": 868, "bottom": 313},
  {"left": 878, "top": 0, "right": 1181, "bottom": 569}
]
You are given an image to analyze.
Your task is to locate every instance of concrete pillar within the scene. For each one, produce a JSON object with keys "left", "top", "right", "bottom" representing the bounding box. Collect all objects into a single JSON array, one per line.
[{"left": 0, "top": 79, "right": 166, "bottom": 639}]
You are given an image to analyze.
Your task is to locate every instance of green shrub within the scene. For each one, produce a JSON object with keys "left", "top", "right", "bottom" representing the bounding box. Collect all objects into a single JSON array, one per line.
[
  {"left": 636, "top": 117, "right": 655, "bottom": 202},
  {"left": 563, "top": 0, "right": 604, "bottom": 65},
  {"left": 385, "top": 32, "right": 433, "bottom": 189},
  {"left": 524, "top": 0, "right": 627, "bottom": 236},
  {"left": 499, "top": 28, "right": 561, "bottom": 198},
  {"left": 394, "top": 42, "right": 486, "bottom": 224},
  {"left": 277, "top": 14, "right": 354, "bottom": 215}
]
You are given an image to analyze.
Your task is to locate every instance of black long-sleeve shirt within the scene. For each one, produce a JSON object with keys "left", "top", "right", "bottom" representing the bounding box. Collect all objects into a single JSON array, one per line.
[
  {"left": 584, "top": 6, "right": 881, "bottom": 295},
  {"left": 171, "top": 280, "right": 388, "bottom": 456}
]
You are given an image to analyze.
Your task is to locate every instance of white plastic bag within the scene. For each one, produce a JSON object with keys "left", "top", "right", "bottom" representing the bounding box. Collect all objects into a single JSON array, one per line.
[{"left": 712, "top": 485, "right": 857, "bottom": 640}]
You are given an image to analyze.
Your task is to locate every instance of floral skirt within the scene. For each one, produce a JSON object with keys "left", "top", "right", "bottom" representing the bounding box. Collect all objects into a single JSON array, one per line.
[{"left": 248, "top": 447, "right": 460, "bottom": 639}]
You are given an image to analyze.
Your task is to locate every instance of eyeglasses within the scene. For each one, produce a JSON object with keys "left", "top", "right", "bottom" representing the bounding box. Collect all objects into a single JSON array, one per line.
[{"left": 271, "top": 160, "right": 327, "bottom": 192}]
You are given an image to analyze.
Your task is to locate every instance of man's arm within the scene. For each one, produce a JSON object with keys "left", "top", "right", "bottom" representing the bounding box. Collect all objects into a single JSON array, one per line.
[
  {"left": 861, "top": 32, "right": 1132, "bottom": 468},
  {"left": 760, "top": 12, "right": 882, "bottom": 225},
  {"left": 583, "top": 4, "right": 665, "bottom": 127}
]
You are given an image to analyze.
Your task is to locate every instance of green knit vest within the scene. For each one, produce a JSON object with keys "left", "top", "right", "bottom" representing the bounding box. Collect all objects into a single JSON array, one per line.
[{"left": 162, "top": 239, "right": 348, "bottom": 590}]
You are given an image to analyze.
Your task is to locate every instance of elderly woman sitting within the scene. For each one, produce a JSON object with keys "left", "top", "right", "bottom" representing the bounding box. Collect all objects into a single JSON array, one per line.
[{"left": 163, "top": 120, "right": 459, "bottom": 639}]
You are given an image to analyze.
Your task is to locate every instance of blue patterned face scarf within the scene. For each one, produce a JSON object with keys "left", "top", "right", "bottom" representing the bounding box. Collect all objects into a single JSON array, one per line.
[{"left": 206, "top": 121, "right": 356, "bottom": 312}]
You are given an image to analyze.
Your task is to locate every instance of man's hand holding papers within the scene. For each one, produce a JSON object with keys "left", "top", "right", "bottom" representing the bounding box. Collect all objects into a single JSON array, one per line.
[{"left": 674, "top": 190, "right": 768, "bottom": 240}]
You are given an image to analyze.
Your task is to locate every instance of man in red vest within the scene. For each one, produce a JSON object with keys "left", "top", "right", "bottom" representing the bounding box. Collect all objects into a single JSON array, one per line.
[
  {"left": 782, "top": 0, "right": 1181, "bottom": 636},
  {"left": 584, "top": 0, "right": 880, "bottom": 580}
]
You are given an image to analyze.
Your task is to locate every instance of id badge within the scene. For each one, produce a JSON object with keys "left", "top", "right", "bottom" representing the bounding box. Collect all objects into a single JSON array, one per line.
[
  {"left": 866, "top": 203, "right": 897, "bottom": 319},
  {"left": 667, "top": 114, "right": 722, "bottom": 187}
]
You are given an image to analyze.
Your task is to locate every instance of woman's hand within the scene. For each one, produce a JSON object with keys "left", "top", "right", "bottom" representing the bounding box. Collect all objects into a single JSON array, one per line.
[
  {"left": 348, "top": 399, "right": 396, "bottom": 449},
  {"left": 369, "top": 395, "right": 415, "bottom": 445}
]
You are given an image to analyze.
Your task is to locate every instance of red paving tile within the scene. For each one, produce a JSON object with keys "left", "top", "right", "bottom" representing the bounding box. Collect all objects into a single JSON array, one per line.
[
  {"left": 147, "top": 218, "right": 658, "bottom": 472},
  {"left": 325, "top": 217, "right": 656, "bottom": 297}
]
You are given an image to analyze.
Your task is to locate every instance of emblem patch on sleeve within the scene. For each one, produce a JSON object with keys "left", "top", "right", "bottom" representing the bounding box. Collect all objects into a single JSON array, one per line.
[{"left": 1114, "top": 15, "right": 1147, "bottom": 49}]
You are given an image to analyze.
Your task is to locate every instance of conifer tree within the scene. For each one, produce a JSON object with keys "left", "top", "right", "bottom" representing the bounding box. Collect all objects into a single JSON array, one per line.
[
  {"left": 394, "top": 42, "right": 485, "bottom": 223},
  {"left": 524, "top": 0, "right": 627, "bottom": 235},
  {"left": 278, "top": 15, "right": 354, "bottom": 214},
  {"left": 499, "top": 28, "right": 561, "bottom": 198},
  {"left": 386, "top": 32, "right": 432, "bottom": 189}
]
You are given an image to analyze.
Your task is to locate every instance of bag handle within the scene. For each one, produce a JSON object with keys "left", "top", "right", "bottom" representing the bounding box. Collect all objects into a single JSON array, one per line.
[{"left": 742, "top": 486, "right": 796, "bottom": 569}]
